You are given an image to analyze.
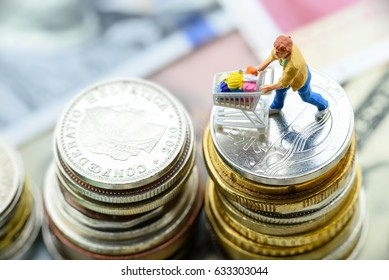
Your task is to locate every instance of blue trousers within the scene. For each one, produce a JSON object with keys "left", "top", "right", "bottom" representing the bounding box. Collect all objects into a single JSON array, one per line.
[{"left": 270, "top": 67, "right": 328, "bottom": 111}]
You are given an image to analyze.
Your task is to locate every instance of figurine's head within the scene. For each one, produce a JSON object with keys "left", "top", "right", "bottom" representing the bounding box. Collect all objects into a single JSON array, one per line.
[{"left": 273, "top": 35, "right": 293, "bottom": 58}]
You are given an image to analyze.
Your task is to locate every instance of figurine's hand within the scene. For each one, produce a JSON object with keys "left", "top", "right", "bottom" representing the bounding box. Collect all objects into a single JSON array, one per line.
[
  {"left": 260, "top": 85, "right": 274, "bottom": 94},
  {"left": 261, "top": 83, "right": 283, "bottom": 93}
]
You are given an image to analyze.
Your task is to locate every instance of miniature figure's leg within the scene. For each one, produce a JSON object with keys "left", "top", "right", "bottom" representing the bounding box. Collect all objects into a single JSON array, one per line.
[
  {"left": 270, "top": 87, "right": 289, "bottom": 111},
  {"left": 298, "top": 69, "right": 329, "bottom": 111}
]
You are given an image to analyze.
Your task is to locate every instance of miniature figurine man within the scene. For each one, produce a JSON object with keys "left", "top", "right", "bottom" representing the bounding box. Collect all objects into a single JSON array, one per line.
[{"left": 257, "top": 35, "right": 329, "bottom": 119}]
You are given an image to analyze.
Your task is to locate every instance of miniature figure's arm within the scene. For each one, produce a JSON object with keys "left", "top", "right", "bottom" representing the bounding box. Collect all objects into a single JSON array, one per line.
[
  {"left": 261, "top": 83, "right": 283, "bottom": 93},
  {"left": 261, "top": 65, "right": 298, "bottom": 93},
  {"left": 258, "top": 49, "right": 284, "bottom": 93},
  {"left": 256, "top": 53, "right": 276, "bottom": 72}
]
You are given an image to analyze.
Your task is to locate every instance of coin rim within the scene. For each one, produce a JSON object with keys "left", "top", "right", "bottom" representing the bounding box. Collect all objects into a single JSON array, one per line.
[
  {"left": 56, "top": 78, "right": 188, "bottom": 189},
  {"left": 210, "top": 69, "right": 354, "bottom": 185}
]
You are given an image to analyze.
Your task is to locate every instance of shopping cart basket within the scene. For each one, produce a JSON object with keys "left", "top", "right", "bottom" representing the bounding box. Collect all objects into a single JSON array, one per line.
[{"left": 212, "top": 66, "right": 274, "bottom": 129}]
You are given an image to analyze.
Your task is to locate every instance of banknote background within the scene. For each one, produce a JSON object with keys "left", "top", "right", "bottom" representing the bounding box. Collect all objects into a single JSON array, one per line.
[
  {"left": 1, "top": 0, "right": 389, "bottom": 259},
  {"left": 220, "top": 0, "right": 389, "bottom": 259},
  {"left": 0, "top": 0, "right": 232, "bottom": 145}
]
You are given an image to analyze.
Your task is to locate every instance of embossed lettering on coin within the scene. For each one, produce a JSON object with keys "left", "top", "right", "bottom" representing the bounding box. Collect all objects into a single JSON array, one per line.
[{"left": 57, "top": 79, "right": 187, "bottom": 189}]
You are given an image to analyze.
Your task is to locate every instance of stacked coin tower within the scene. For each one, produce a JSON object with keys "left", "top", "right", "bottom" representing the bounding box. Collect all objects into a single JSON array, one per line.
[
  {"left": 42, "top": 78, "right": 203, "bottom": 259},
  {"left": 203, "top": 68, "right": 366, "bottom": 259},
  {"left": 0, "top": 140, "right": 42, "bottom": 259}
]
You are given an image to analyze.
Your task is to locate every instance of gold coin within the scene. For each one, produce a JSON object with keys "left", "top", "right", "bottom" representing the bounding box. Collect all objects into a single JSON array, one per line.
[
  {"left": 0, "top": 181, "right": 32, "bottom": 251},
  {"left": 206, "top": 188, "right": 363, "bottom": 259},
  {"left": 211, "top": 166, "right": 361, "bottom": 246},
  {"left": 203, "top": 124, "right": 355, "bottom": 194},
  {"left": 205, "top": 167, "right": 361, "bottom": 257},
  {"left": 216, "top": 180, "right": 353, "bottom": 236},
  {"left": 203, "top": 124, "right": 356, "bottom": 213}
]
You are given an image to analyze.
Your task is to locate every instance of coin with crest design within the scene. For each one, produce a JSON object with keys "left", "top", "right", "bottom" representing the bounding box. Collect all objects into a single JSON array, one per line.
[{"left": 56, "top": 78, "right": 187, "bottom": 190}]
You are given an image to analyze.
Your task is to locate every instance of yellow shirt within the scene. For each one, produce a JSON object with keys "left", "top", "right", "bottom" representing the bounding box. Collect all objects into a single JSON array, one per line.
[{"left": 270, "top": 45, "right": 308, "bottom": 91}]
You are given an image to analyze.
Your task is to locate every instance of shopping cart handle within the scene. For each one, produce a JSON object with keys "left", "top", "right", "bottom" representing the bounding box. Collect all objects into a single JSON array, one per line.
[{"left": 256, "top": 66, "right": 275, "bottom": 92}]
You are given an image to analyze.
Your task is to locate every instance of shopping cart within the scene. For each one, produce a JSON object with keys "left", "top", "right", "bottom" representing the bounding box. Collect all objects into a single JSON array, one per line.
[{"left": 212, "top": 66, "right": 274, "bottom": 129}]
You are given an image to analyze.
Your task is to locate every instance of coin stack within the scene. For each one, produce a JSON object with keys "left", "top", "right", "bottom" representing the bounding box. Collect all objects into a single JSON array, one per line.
[
  {"left": 42, "top": 78, "right": 203, "bottom": 259},
  {"left": 203, "top": 68, "right": 367, "bottom": 259},
  {"left": 0, "top": 139, "right": 42, "bottom": 259}
]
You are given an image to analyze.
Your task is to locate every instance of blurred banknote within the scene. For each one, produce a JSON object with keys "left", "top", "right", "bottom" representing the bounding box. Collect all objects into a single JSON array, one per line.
[
  {"left": 218, "top": 0, "right": 389, "bottom": 84},
  {"left": 344, "top": 63, "right": 389, "bottom": 259},
  {"left": 219, "top": 0, "right": 389, "bottom": 258},
  {"left": 0, "top": 0, "right": 233, "bottom": 146},
  {"left": 219, "top": 0, "right": 389, "bottom": 259}
]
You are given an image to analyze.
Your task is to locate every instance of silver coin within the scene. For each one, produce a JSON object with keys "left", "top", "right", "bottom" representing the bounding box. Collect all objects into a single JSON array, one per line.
[
  {"left": 45, "top": 166, "right": 199, "bottom": 256},
  {"left": 54, "top": 114, "right": 195, "bottom": 203},
  {"left": 0, "top": 183, "right": 43, "bottom": 260},
  {"left": 47, "top": 163, "right": 176, "bottom": 230},
  {"left": 347, "top": 191, "right": 369, "bottom": 260},
  {"left": 45, "top": 165, "right": 196, "bottom": 242},
  {"left": 41, "top": 222, "right": 65, "bottom": 260},
  {"left": 210, "top": 68, "right": 354, "bottom": 185},
  {"left": 323, "top": 189, "right": 366, "bottom": 259},
  {"left": 0, "top": 139, "right": 24, "bottom": 217},
  {"left": 55, "top": 156, "right": 193, "bottom": 216},
  {"left": 56, "top": 78, "right": 187, "bottom": 190}
]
